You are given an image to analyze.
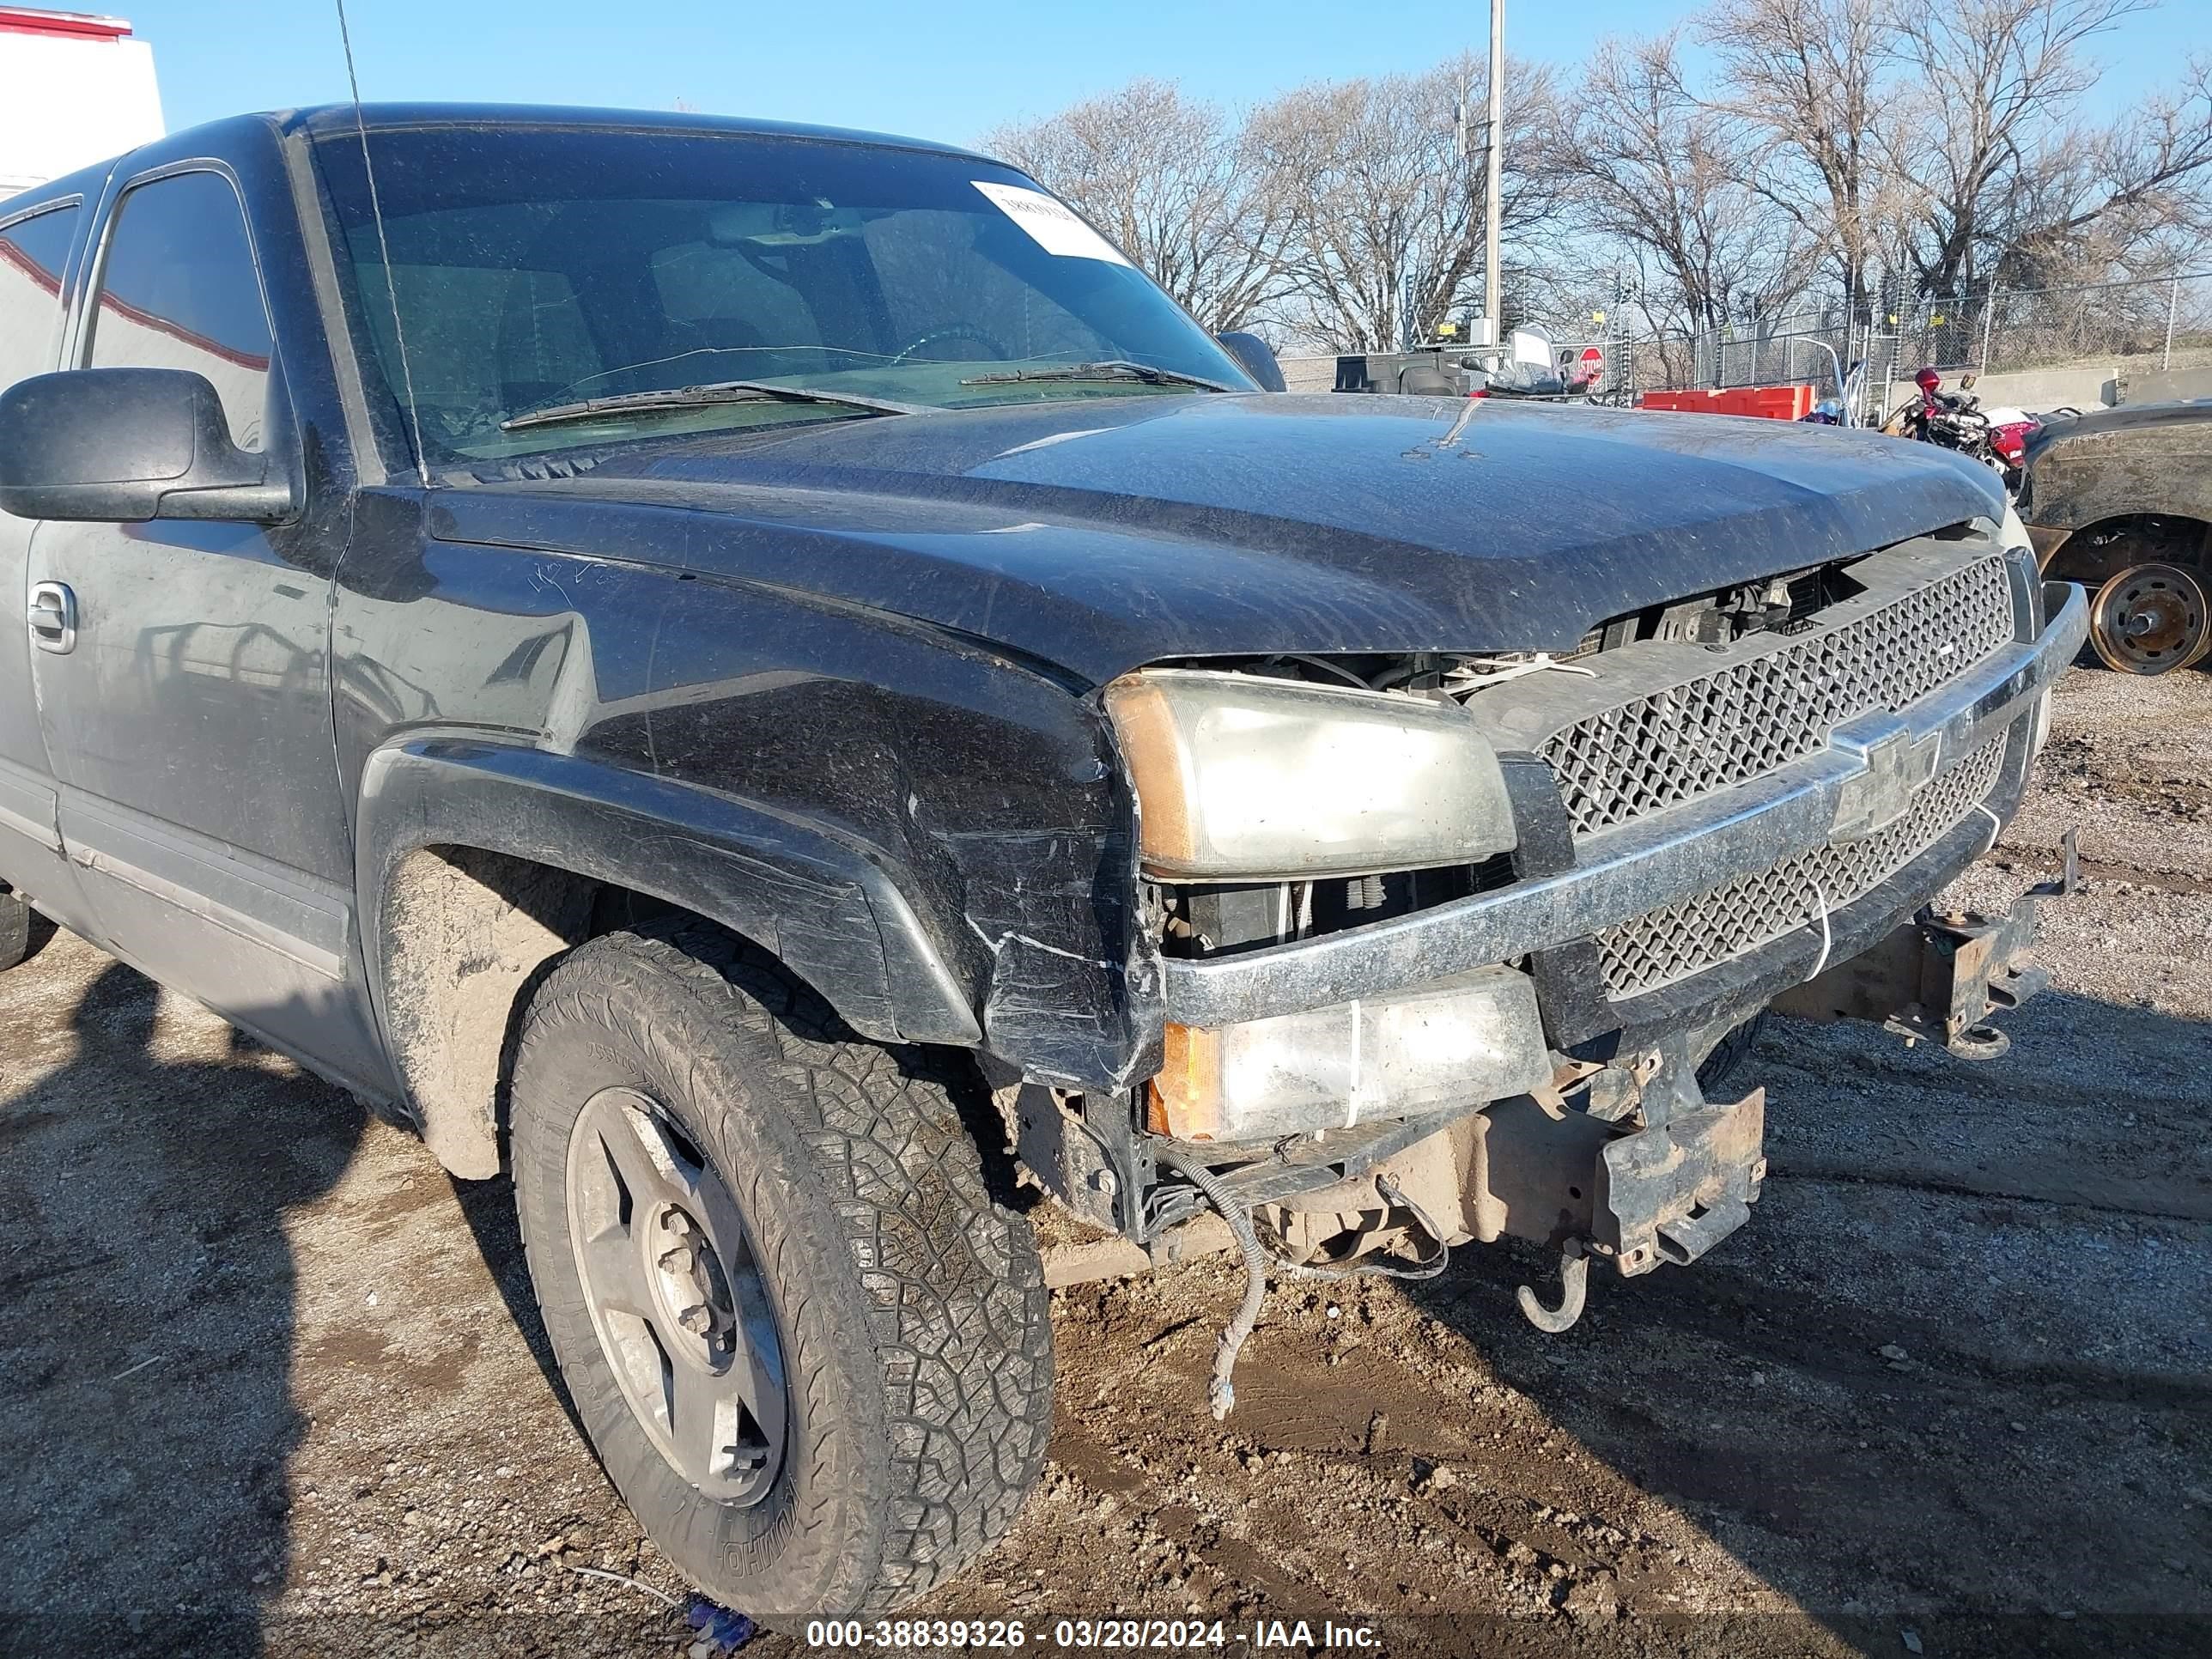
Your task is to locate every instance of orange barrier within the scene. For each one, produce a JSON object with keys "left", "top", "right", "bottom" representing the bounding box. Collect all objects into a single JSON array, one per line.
[{"left": 1638, "top": 384, "right": 1817, "bottom": 421}]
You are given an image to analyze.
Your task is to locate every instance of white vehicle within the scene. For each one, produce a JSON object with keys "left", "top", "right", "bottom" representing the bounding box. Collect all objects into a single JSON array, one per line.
[{"left": 0, "top": 8, "right": 162, "bottom": 199}]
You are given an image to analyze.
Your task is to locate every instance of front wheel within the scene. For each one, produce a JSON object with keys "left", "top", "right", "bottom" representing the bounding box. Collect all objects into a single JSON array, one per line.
[{"left": 508, "top": 920, "right": 1052, "bottom": 1621}]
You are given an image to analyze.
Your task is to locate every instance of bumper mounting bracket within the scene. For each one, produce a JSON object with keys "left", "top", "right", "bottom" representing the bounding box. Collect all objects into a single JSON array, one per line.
[{"left": 1771, "top": 827, "right": 2077, "bottom": 1060}]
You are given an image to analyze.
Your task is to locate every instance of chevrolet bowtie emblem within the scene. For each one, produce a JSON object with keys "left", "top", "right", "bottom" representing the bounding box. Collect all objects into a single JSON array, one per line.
[{"left": 1829, "top": 716, "right": 1940, "bottom": 842}]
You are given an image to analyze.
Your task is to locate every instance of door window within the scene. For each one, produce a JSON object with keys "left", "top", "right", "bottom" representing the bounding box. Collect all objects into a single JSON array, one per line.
[
  {"left": 0, "top": 204, "right": 81, "bottom": 392},
  {"left": 88, "top": 171, "right": 274, "bottom": 451}
]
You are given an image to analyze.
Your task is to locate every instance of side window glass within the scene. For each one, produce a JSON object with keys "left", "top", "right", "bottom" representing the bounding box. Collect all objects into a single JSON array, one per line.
[
  {"left": 0, "top": 204, "right": 81, "bottom": 393},
  {"left": 88, "top": 172, "right": 274, "bottom": 451}
]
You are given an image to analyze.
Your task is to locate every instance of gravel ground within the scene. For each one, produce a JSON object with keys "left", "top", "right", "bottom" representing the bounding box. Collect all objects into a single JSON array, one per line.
[{"left": 0, "top": 662, "right": 2206, "bottom": 1658}]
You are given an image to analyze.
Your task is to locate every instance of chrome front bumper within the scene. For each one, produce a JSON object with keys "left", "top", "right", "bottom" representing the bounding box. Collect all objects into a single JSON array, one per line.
[{"left": 1161, "top": 578, "right": 2087, "bottom": 1029}]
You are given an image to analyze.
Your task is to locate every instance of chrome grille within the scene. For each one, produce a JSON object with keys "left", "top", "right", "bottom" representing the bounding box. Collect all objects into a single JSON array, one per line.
[
  {"left": 1595, "top": 738, "right": 2007, "bottom": 1001},
  {"left": 1542, "top": 552, "right": 2014, "bottom": 836}
]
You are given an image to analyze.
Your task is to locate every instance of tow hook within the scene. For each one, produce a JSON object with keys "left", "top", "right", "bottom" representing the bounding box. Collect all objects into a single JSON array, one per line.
[
  {"left": 1516, "top": 1240, "right": 1589, "bottom": 1333},
  {"left": 1471, "top": 1060, "right": 1766, "bottom": 1334}
]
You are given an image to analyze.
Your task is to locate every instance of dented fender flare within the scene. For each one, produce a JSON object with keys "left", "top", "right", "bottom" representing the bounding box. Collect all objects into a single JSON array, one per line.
[{"left": 354, "top": 738, "right": 986, "bottom": 1133}]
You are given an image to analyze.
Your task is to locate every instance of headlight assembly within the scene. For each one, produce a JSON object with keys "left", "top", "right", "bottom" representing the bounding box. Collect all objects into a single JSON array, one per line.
[{"left": 1103, "top": 668, "right": 1517, "bottom": 881}]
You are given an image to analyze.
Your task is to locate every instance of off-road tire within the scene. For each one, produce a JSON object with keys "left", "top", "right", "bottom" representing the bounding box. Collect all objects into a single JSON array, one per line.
[
  {"left": 508, "top": 919, "right": 1053, "bottom": 1621},
  {"left": 1697, "top": 1011, "right": 1770, "bottom": 1093},
  {"left": 0, "top": 890, "right": 42, "bottom": 972}
]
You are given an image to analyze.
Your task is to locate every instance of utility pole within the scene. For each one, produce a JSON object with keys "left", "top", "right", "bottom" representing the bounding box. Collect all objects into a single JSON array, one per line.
[
  {"left": 1484, "top": 0, "right": 1504, "bottom": 350},
  {"left": 1450, "top": 77, "right": 1470, "bottom": 353}
]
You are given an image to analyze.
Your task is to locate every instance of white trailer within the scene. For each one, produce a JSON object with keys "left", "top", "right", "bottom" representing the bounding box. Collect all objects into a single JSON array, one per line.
[{"left": 1, "top": 7, "right": 163, "bottom": 198}]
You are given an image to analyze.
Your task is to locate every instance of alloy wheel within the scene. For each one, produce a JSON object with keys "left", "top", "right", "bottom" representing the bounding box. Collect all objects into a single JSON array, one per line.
[{"left": 564, "top": 1087, "right": 787, "bottom": 1504}]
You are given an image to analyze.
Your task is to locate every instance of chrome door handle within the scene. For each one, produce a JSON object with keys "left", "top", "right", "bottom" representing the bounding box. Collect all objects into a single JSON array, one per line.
[{"left": 29, "top": 580, "right": 76, "bottom": 653}]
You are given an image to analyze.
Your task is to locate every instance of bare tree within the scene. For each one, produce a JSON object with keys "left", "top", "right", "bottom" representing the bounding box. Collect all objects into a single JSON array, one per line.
[
  {"left": 1244, "top": 56, "right": 1562, "bottom": 351},
  {"left": 1703, "top": 0, "right": 1902, "bottom": 320},
  {"left": 983, "top": 81, "right": 1289, "bottom": 332},
  {"left": 1999, "top": 52, "right": 2212, "bottom": 283},
  {"left": 1890, "top": 0, "right": 2158, "bottom": 294},
  {"left": 984, "top": 7, "right": 2209, "bottom": 356},
  {"left": 1551, "top": 32, "right": 1816, "bottom": 332}
]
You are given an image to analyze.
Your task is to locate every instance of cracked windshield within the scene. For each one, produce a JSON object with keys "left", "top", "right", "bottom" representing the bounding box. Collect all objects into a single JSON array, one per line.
[{"left": 317, "top": 126, "right": 1254, "bottom": 460}]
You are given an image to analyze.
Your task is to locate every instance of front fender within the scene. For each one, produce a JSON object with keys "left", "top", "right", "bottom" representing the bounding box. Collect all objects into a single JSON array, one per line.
[
  {"left": 356, "top": 738, "right": 984, "bottom": 1049},
  {"left": 334, "top": 514, "right": 1158, "bottom": 1111}
]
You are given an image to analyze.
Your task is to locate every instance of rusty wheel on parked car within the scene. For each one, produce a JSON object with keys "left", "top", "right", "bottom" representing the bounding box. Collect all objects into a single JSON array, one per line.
[{"left": 2088, "top": 562, "right": 2212, "bottom": 675}]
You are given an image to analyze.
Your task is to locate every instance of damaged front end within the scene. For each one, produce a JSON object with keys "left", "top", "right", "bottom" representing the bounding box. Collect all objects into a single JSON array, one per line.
[
  {"left": 1017, "top": 520, "right": 2087, "bottom": 1395},
  {"left": 1771, "top": 829, "right": 2079, "bottom": 1060}
]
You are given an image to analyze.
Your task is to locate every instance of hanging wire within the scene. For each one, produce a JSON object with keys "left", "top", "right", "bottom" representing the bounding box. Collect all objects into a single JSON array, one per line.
[
  {"left": 1157, "top": 1152, "right": 1455, "bottom": 1422},
  {"left": 1262, "top": 1173, "right": 1452, "bottom": 1285},
  {"left": 1157, "top": 1147, "right": 1269, "bottom": 1421}
]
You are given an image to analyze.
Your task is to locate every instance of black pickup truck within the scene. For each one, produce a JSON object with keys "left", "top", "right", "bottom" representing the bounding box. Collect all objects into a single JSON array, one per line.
[{"left": 0, "top": 106, "right": 2085, "bottom": 1621}]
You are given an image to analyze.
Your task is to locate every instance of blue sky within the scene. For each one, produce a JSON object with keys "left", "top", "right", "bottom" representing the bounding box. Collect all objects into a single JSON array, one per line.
[{"left": 131, "top": 0, "right": 2189, "bottom": 146}]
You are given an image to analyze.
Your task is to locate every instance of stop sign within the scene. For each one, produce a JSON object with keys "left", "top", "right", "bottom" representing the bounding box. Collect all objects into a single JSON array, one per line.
[{"left": 1579, "top": 344, "right": 1604, "bottom": 376}]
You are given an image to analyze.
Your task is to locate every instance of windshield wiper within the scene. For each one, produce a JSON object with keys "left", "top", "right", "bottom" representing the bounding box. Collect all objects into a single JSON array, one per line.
[
  {"left": 958, "top": 360, "right": 1236, "bottom": 392},
  {"left": 501, "top": 379, "right": 931, "bottom": 433}
]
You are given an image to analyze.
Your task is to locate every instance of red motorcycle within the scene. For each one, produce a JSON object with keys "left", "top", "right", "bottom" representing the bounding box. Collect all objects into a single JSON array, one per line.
[{"left": 1887, "top": 367, "right": 2039, "bottom": 494}]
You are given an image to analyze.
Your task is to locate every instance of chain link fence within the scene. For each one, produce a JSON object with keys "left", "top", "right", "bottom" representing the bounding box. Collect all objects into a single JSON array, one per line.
[
  {"left": 1893, "top": 270, "right": 2212, "bottom": 376},
  {"left": 1592, "top": 270, "right": 2211, "bottom": 411},
  {"left": 1273, "top": 271, "right": 2210, "bottom": 410}
]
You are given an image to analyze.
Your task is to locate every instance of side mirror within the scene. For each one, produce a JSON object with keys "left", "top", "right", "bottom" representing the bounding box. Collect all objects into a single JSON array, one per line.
[
  {"left": 0, "top": 368, "right": 301, "bottom": 524},
  {"left": 1215, "top": 331, "right": 1286, "bottom": 392}
]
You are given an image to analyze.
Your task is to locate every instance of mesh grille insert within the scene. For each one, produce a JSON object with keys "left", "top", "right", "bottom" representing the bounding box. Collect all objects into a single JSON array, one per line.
[
  {"left": 1595, "top": 738, "right": 2007, "bottom": 1001},
  {"left": 1542, "top": 553, "right": 2014, "bottom": 837}
]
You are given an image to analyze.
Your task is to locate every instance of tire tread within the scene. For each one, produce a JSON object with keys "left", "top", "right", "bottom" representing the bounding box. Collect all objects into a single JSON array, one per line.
[{"left": 511, "top": 918, "right": 1050, "bottom": 1613}]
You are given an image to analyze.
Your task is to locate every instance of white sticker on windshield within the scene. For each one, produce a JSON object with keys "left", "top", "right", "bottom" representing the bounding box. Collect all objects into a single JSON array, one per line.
[{"left": 972, "top": 181, "right": 1133, "bottom": 265}]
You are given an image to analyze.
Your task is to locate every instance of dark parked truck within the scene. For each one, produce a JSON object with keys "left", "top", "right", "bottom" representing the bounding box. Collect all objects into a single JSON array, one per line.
[
  {"left": 2016, "top": 401, "right": 2212, "bottom": 673},
  {"left": 0, "top": 106, "right": 2087, "bottom": 1621}
]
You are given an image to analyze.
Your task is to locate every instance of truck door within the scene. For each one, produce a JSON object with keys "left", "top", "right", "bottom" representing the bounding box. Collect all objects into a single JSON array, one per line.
[
  {"left": 24, "top": 163, "right": 382, "bottom": 1085},
  {"left": 0, "top": 196, "right": 100, "bottom": 939}
]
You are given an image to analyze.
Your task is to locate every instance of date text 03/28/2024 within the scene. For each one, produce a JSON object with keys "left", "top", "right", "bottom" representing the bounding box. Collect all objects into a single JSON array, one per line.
[{"left": 802, "top": 1619, "right": 1382, "bottom": 1650}]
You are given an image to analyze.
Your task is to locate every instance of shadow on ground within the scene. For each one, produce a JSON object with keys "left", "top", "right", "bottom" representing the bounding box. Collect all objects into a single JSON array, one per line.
[
  {"left": 449, "top": 1169, "right": 586, "bottom": 1449},
  {"left": 0, "top": 951, "right": 365, "bottom": 1654}
]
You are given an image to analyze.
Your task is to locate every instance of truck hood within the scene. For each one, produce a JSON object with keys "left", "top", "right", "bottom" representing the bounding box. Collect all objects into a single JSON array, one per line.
[{"left": 433, "top": 392, "right": 2008, "bottom": 684}]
